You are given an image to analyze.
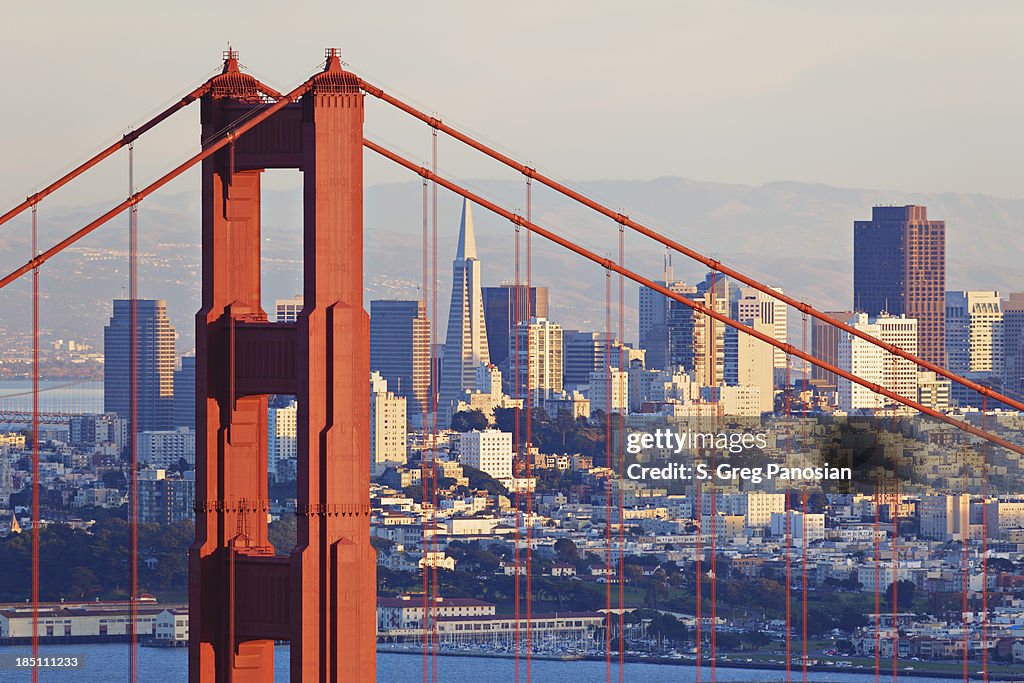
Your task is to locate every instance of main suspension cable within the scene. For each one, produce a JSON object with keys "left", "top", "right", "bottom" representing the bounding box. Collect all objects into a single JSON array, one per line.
[
  {"left": 0, "top": 81, "right": 313, "bottom": 291},
  {"left": 362, "top": 138, "right": 1024, "bottom": 458},
  {"left": 0, "top": 82, "right": 211, "bottom": 230},
  {"left": 356, "top": 79, "right": 1024, "bottom": 413}
]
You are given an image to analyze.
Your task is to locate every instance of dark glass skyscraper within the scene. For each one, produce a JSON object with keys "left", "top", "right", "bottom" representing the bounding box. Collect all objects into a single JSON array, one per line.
[
  {"left": 103, "top": 299, "right": 176, "bottom": 434},
  {"left": 369, "top": 299, "right": 430, "bottom": 417},
  {"left": 854, "top": 205, "right": 946, "bottom": 365},
  {"left": 639, "top": 280, "right": 697, "bottom": 370},
  {"left": 482, "top": 283, "right": 550, "bottom": 369}
]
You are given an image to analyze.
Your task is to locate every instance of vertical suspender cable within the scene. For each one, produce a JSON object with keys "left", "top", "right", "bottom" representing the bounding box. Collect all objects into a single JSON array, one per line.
[
  {"left": 616, "top": 219, "right": 625, "bottom": 683},
  {"left": 513, "top": 202, "right": 522, "bottom": 682},
  {"left": 430, "top": 126, "right": 440, "bottom": 683},
  {"left": 422, "top": 178, "right": 429, "bottom": 443},
  {"left": 31, "top": 203, "right": 40, "bottom": 683},
  {"left": 801, "top": 312, "right": 808, "bottom": 683},
  {"left": 874, "top": 476, "right": 881, "bottom": 683},
  {"left": 525, "top": 176, "right": 533, "bottom": 681},
  {"left": 708, "top": 272, "right": 718, "bottom": 683},
  {"left": 981, "top": 396, "right": 989, "bottom": 683},
  {"left": 892, "top": 448, "right": 900, "bottom": 683},
  {"left": 128, "top": 140, "right": 140, "bottom": 683},
  {"left": 961, "top": 439, "right": 969, "bottom": 683},
  {"left": 604, "top": 266, "right": 612, "bottom": 683},
  {"left": 421, "top": 175, "right": 430, "bottom": 683},
  {"left": 784, "top": 332, "right": 792, "bottom": 683},
  {"left": 695, "top": 406, "right": 702, "bottom": 683}
]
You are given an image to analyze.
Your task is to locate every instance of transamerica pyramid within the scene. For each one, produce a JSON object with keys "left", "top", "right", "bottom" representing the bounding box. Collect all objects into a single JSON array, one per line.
[{"left": 438, "top": 199, "right": 490, "bottom": 426}]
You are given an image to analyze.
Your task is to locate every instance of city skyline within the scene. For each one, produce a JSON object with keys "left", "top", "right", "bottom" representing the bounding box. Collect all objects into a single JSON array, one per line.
[{"left": 1, "top": 20, "right": 1023, "bottom": 679}]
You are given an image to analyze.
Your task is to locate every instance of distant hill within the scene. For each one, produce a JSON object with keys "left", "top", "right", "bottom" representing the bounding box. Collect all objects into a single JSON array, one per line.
[{"left": 1, "top": 177, "right": 1020, "bottom": 352}]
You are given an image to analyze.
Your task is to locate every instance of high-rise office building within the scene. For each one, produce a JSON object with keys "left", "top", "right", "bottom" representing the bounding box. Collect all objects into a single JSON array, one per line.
[
  {"left": 138, "top": 427, "right": 196, "bottom": 469},
  {"left": 563, "top": 330, "right": 643, "bottom": 389},
  {"left": 655, "top": 273, "right": 737, "bottom": 383},
  {"left": 458, "top": 429, "right": 513, "bottom": 481},
  {"left": 1002, "top": 293, "right": 1024, "bottom": 396},
  {"left": 275, "top": 295, "right": 304, "bottom": 323},
  {"left": 854, "top": 205, "right": 945, "bottom": 365},
  {"left": 735, "top": 286, "right": 788, "bottom": 382},
  {"left": 510, "top": 317, "right": 563, "bottom": 401},
  {"left": 138, "top": 469, "right": 195, "bottom": 525},
  {"left": 104, "top": 299, "right": 176, "bottom": 434},
  {"left": 587, "top": 368, "right": 629, "bottom": 413},
  {"left": 946, "top": 290, "right": 1004, "bottom": 407},
  {"left": 691, "top": 275, "right": 734, "bottom": 387},
  {"left": 917, "top": 371, "right": 951, "bottom": 411},
  {"left": 268, "top": 399, "right": 298, "bottom": 483},
  {"left": 919, "top": 494, "right": 971, "bottom": 541},
  {"left": 639, "top": 279, "right": 698, "bottom": 370},
  {"left": 173, "top": 355, "right": 196, "bottom": 429},
  {"left": 482, "top": 283, "right": 549, "bottom": 369},
  {"left": 438, "top": 200, "right": 490, "bottom": 424},
  {"left": 724, "top": 319, "right": 775, "bottom": 414},
  {"left": 370, "top": 373, "right": 407, "bottom": 477},
  {"left": 563, "top": 330, "right": 605, "bottom": 389},
  {"left": 370, "top": 299, "right": 430, "bottom": 417},
  {"left": 811, "top": 311, "right": 854, "bottom": 386},
  {"left": 837, "top": 313, "right": 918, "bottom": 411},
  {"left": 945, "top": 291, "right": 1003, "bottom": 374}
]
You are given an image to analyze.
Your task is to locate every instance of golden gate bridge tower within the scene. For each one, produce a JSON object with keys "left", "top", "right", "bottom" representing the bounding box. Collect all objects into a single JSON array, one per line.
[{"left": 189, "top": 49, "right": 376, "bottom": 682}]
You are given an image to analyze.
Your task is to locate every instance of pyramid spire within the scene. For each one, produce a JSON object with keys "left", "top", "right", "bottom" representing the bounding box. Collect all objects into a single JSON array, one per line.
[
  {"left": 438, "top": 198, "right": 489, "bottom": 426},
  {"left": 456, "top": 199, "right": 477, "bottom": 261}
]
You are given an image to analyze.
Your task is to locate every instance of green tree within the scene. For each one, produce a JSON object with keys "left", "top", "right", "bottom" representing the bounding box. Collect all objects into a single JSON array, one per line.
[
  {"left": 461, "top": 465, "right": 509, "bottom": 497},
  {"left": 268, "top": 515, "right": 297, "bottom": 555},
  {"left": 67, "top": 567, "right": 100, "bottom": 599},
  {"left": 553, "top": 538, "right": 579, "bottom": 563},
  {"left": 886, "top": 579, "right": 916, "bottom": 606},
  {"left": 451, "top": 409, "right": 489, "bottom": 432}
]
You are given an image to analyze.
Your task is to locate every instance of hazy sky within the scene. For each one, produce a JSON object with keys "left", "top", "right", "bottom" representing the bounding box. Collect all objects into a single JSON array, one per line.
[{"left": 4, "top": 1, "right": 1023, "bottom": 208}]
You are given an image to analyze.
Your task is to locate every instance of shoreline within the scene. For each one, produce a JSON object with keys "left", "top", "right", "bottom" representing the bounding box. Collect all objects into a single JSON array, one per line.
[{"left": 376, "top": 645, "right": 1023, "bottom": 681}]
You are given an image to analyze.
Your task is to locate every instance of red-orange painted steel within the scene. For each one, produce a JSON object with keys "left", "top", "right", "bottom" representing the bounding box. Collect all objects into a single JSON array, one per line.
[
  {"left": 189, "top": 51, "right": 375, "bottom": 682},
  {"left": 0, "top": 82, "right": 309, "bottom": 292},
  {"left": 0, "top": 83, "right": 209, "bottom": 229},
  {"left": 358, "top": 79, "right": 1024, "bottom": 414},
  {"left": 31, "top": 207, "right": 40, "bottom": 683},
  {"left": 363, "top": 138, "right": 1024, "bottom": 457}
]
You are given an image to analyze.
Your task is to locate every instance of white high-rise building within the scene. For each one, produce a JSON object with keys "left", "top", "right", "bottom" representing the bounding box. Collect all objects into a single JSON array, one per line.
[
  {"left": 275, "top": 295, "right": 304, "bottom": 323},
  {"left": 736, "top": 286, "right": 788, "bottom": 380},
  {"left": 770, "top": 510, "right": 825, "bottom": 543},
  {"left": 838, "top": 313, "right": 918, "bottom": 411},
  {"left": 725, "top": 318, "right": 775, "bottom": 414},
  {"left": 371, "top": 372, "right": 407, "bottom": 477},
  {"left": 917, "top": 371, "right": 952, "bottom": 411},
  {"left": 268, "top": 400, "right": 298, "bottom": 482},
  {"left": 438, "top": 200, "right": 490, "bottom": 425},
  {"left": 475, "top": 363, "right": 502, "bottom": 399},
  {"left": 510, "top": 317, "right": 563, "bottom": 401},
  {"left": 744, "top": 492, "right": 786, "bottom": 529},
  {"left": 919, "top": 494, "right": 971, "bottom": 541},
  {"left": 458, "top": 429, "right": 513, "bottom": 481},
  {"left": 946, "top": 291, "right": 1003, "bottom": 375},
  {"left": 587, "top": 368, "right": 629, "bottom": 413},
  {"left": 137, "top": 427, "right": 196, "bottom": 469}
]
